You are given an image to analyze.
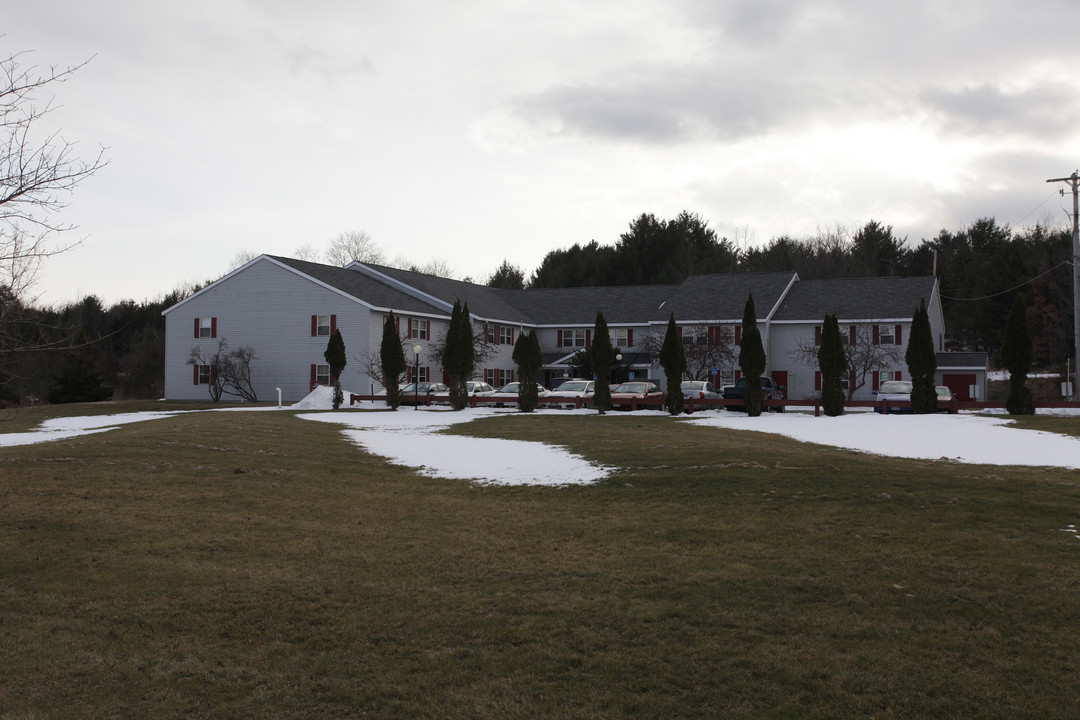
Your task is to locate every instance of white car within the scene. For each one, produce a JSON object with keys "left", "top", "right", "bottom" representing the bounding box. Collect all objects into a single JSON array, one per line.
[
  {"left": 430, "top": 380, "right": 496, "bottom": 405},
  {"left": 489, "top": 382, "right": 549, "bottom": 407},
  {"left": 545, "top": 379, "right": 595, "bottom": 409}
]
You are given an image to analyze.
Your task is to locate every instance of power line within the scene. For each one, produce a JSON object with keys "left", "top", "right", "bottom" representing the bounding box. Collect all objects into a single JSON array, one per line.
[{"left": 939, "top": 260, "right": 1073, "bottom": 301}]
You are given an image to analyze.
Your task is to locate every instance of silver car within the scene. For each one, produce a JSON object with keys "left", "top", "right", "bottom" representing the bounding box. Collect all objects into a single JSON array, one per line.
[{"left": 546, "top": 379, "right": 595, "bottom": 409}]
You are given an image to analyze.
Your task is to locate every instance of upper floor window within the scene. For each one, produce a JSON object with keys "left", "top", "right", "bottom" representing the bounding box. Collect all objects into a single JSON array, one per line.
[
  {"left": 879, "top": 325, "right": 895, "bottom": 345},
  {"left": 195, "top": 317, "right": 216, "bottom": 339},
  {"left": 316, "top": 315, "right": 331, "bottom": 336},
  {"left": 561, "top": 329, "right": 586, "bottom": 347},
  {"left": 499, "top": 326, "right": 514, "bottom": 345},
  {"left": 614, "top": 329, "right": 629, "bottom": 347},
  {"left": 410, "top": 319, "right": 429, "bottom": 340},
  {"left": 682, "top": 326, "right": 708, "bottom": 346}
]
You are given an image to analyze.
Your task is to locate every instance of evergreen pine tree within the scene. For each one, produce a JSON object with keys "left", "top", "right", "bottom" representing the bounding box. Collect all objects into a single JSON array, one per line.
[
  {"left": 590, "top": 312, "right": 615, "bottom": 413},
  {"left": 659, "top": 313, "right": 686, "bottom": 414},
  {"left": 1002, "top": 294, "right": 1035, "bottom": 415},
  {"left": 47, "top": 345, "right": 113, "bottom": 404},
  {"left": 380, "top": 312, "right": 407, "bottom": 410},
  {"left": 512, "top": 329, "right": 542, "bottom": 412},
  {"left": 739, "top": 294, "right": 766, "bottom": 416},
  {"left": 324, "top": 329, "right": 347, "bottom": 410},
  {"left": 817, "top": 314, "right": 846, "bottom": 416},
  {"left": 906, "top": 299, "right": 938, "bottom": 414},
  {"left": 443, "top": 300, "right": 475, "bottom": 410}
]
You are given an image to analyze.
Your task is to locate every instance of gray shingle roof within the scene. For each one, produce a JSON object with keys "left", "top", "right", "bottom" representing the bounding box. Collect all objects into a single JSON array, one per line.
[
  {"left": 936, "top": 352, "right": 988, "bottom": 369},
  {"left": 269, "top": 256, "right": 447, "bottom": 316},
  {"left": 657, "top": 273, "right": 797, "bottom": 322},
  {"left": 363, "top": 264, "right": 533, "bottom": 323},
  {"left": 772, "top": 276, "right": 937, "bottom": 321},
  {"left": 501, "top": 284, "right": 677, "bottom": 325}
]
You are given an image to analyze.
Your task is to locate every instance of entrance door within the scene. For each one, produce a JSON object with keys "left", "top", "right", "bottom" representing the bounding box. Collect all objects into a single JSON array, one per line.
[
  {"left": 942, "top": 373, "right": 975, "bottom": 401},
  {"left": 771, "top": 371, "right": 788, "bottom": 399}
]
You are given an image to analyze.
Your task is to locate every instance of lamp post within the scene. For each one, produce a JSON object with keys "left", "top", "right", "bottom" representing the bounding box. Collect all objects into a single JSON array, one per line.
[{"left": 412, "top": 345, "right": 422, "bottom": 410}]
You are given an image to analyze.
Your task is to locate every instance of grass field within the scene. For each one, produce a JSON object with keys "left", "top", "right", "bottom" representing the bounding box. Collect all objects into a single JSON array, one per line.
[{"left": 2, "top": 403, "right": 1079, "bottom": 718}]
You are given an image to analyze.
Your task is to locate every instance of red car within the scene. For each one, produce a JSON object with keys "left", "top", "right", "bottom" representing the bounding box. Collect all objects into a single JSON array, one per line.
[{"left": 609, "top": 380, "right": 665, "bottom": 410}]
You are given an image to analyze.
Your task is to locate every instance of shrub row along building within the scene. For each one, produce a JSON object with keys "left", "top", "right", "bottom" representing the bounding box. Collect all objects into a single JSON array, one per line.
[{"left": 162, "top": 255, "right": 987, "bottom": 403}]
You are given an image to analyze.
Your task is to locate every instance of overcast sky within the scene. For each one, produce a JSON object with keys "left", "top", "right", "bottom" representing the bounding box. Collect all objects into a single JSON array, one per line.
[{"left": 7, "top": 0, "right": 1080, "bottom": 306}]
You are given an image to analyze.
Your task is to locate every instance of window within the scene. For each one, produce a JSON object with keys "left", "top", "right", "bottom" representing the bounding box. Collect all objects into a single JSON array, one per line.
[
  {"left": 316, "top": 315, "right": 331, "bottom": 336},
  {"left": 410, "top": 318, "right": 429, "bottom": 340},
  {"left": 560, "top": 329, "right": 586, "bottom": 347},
  {"left": 880, "top": 370, "right": 896, "bottom": 383},
  {"left": 315, "top": 364, "right": 330, "bottom": 386},
  {"left": 412, "top": 366, "right": 429, "bottom": 383},
  {"left": 682, "top": 326, "right": 707, "bottom": 346},
  {"left": 194, "top": 317, "right": 216, "bottom": 339},
  {"left": 879, "top": 325, "right": 894, "bottom": 345},
  {"left": 485, "top": 368, "right": 513, "bottom": 388},
  {"left": 485, "top": 324, "right": 496, "bottom": 343},
  {"left": 614, "top": 329, "right": 629, "bottom": 347},
  {"left": 719, "top": 368, "right": 735, "bottom": 385},
  {"left": 499, "top": 326, "right": 514, "bottom": 345},
  {"left": 196, "top": 364, "right": 212, "bottom": 385}
]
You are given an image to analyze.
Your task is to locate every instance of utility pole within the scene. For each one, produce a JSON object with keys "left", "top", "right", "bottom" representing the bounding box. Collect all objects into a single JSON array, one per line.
[{"left": 1047, "top": 171, "right": 1080, "bottom": 401}]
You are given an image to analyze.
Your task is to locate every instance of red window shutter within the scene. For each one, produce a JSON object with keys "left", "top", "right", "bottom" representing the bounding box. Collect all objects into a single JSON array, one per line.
[
  {"left": 872, "top": 371, "right": 879, "bottom": 391},
  {"left": 310, "top": 364, "right": 317, "bottom": 387},
  {"left": 510, "top": 369, "right": 515, "bottom": 382},
  {"left": 627, "top": 329, "right": 634, "bottom": 347},
  {"left": 849, "top": 370, "right": 855, "bottom": 389},
  {"left": 895, "top": 325, "right": 902, "bottom": 345},
  {"left": 311, "top": 315, "right": 318, "bottom": 337},
  {"left": 814, "top": 326, "right": 822, "bottom": 346},
  {"left": 734, "top": 370, "right": 741, "bottom": 382},
  {"left": 895, "top": 370, "right": 902, "bottom": 381},
  {"left": 707, "top": 326, "right": 715, "bottom": 344},
  {"left": 194, "top": 318, "right": 200, "bottom": 339},
  {"left": 735, "top": 326, "right": 741, "bottom": 346},
  {"left": 677, "top": 326, "right": 683, "bottom": 338},
  {"left": 814, "top": 371, "right": 822, "bottom": 391},
  {"left": 872, "top": 325, "right": 880, "bottom": 345},
  {"left": 330, "top": 315, "right": 337, "bottom": 335},
  {"left": 557, "top": 330, "right": 563, "bottom": 348},
  {"left": 211, "top": 317, "right": 217, "bottom": 339},
  {"left": 193, "top": 365, "right": 200, "bottom": 385},
  {"left": 585, "top": 330, "right": 592, "bottom": 347},
  {"left": 395, "top": 316, "right": 400, "bottom": 334},
  {"left": 848, "top": 326, "right": 856, "bottom": 346}
]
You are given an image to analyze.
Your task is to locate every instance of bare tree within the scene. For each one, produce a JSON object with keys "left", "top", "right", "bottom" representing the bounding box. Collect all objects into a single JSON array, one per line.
[
  {"left": 229, "top": 248, "right": 258, "bottom": 270},
  {"left": 789, "top": 324, "right": 904, "bottom": 399},
  {"left": 187, "top": 338, "right": 258, "bottom": 402},
  {"left": 292, "top": 242, "right": 320, "bottom": 262},
  {"left": 640, "top": 324, "right": 736, "bottom": 380},
  {"left": 0, "top": 50, "right": 107, "bottom": 384},
  {"left": 325, "top": 230, "right": 383, "bottom": 267},
  {"left": 1, "top": 51, "right": 107, "bottom": 305}
]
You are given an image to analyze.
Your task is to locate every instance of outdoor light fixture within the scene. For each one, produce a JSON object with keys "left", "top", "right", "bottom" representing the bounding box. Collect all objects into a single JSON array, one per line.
[{"left": 413, "top": 345, "right": 422, "bottom": 409}]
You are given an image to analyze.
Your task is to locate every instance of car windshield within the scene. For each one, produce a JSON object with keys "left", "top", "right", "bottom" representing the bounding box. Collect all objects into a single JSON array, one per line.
[
  {"left": 879, "top": 381, "right": 912, "bottom": 394},
  {"left": 936, "top": 386, "right": 952, "bottom": 397},
  {"left": 497, "top": 383, "right": 519, "bottom": 393},
  {"left": 559, "top": 381, "right": 591, "bottom": 392},
  {"left": 680, "top": 381, "right": 702, "bottom": 392},
  {"left": 614, "top": 382, "right": 648, "bottom": 393},
  {"left": 400, "top": 383, "right": 416, "bottom": 393}
]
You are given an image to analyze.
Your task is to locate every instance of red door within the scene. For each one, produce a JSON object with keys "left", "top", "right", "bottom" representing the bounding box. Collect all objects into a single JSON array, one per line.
[
  {"left": 942, "top": 373, "right": 975, "bottom": 401},
  {"left": 771, "top": 371, "right": 788, "bottom": 399}
]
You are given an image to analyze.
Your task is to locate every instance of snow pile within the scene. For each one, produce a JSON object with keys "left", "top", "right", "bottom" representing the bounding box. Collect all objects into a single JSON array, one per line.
[
  {"left": 290, "top": 385, "right": 348, "bottom": 410},
  {"left": 0, "top": 411, "right": 183, "bottom": 447},
  {"left": 299, "top": 407, "right": 609, "bottom": 486},
  {"left": 684, "top": 411, "right": 1080, "bottom": 469}
]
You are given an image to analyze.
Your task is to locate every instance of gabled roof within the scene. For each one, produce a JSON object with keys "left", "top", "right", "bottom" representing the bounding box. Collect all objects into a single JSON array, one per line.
[
  {"left": 936, "top": 352, "right": 988, "bottom": 369},
  {"left": 270, "top": 256, "right": 447, "bottom": 316},
  {"left": 656, "top": 272, "right": 797, "bottom": 323},
  {"left": 502, "top": 284, "right": 676, "bottom": 325},
  {"left": 360, "top": 263, "right": 533, "bottom": 324},
  {"left": 771, "top": 276, "right": 937, "bottom": 322}
]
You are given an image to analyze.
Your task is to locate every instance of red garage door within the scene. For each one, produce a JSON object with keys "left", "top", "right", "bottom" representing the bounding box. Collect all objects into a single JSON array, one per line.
[{"left": 942, "top": 373, "right": 976, "bottom": 401}]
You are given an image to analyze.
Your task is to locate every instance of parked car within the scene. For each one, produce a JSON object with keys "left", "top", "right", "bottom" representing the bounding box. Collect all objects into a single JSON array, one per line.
[
  {"left": 872, "top": 380, "right": 913, "bottom": 413},
  {"left": 430, "top": 380, "right": 496, "bottom": 404},
  {"left": 681, "top": 380, "right": 722, "bottom": 404},
  {"left": 610, "top": 380, "right": 665, "bottom": 410},
  {"left": 398, "top": 381, "right": 449, "bottom": 405},
  {"left": 545, "top": 379, "right": 595, "bottom": 409},
  {"left": 722, "top": 376, "right": 785, "bottom": 411},
  {"left": 489, "top": 382, "right": 549, "bottom": 407},
  {"left": 936, "top": 385, "right": 955, "bottom": 403}
]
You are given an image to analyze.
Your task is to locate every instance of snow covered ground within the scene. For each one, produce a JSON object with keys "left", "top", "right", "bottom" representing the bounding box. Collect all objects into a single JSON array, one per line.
[{"left": 1, "top": 385, "right": 1078, "bottom": 484}]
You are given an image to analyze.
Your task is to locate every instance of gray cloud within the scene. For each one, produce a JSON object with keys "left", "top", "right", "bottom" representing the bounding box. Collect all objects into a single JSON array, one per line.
[{"left": 920, "top": 83, "right": 1080, "bottom": 138}]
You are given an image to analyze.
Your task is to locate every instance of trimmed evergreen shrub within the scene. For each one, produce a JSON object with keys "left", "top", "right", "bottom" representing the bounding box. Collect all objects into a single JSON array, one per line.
[
  {"left": 443, "top": 300, "right": 475, "bottom": 410},
  {"left": 590, "top": 312, "right": 615, "bottom": 413},
  {"left": 512, "top": 330, "right": 543, "bottom": 412},
  {"left": 324, "top": 329, "right": 347, "bottom": 410},
  {"left": 906, "top": 299, "right": 938, "bottom": 414},
  {"left": 380, "top": 312, "right": 407, "bottom": 410},
  {"left": 817, "top": 314, "right": 846, "bottom": 416},
  {"left": 659, "top": 313, "right": 686, "bottom": 414},
  {"left": 1002, "top": 294, "right": 1035, "bottom": 415},
  {"left": 739, "top": 294, "right": 766, "bottom": 417}
]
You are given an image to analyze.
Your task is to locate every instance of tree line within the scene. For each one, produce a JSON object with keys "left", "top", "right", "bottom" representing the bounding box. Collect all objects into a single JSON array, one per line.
[{"left": 524, "top": 213, "right": 1073, "bottom": 370}]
